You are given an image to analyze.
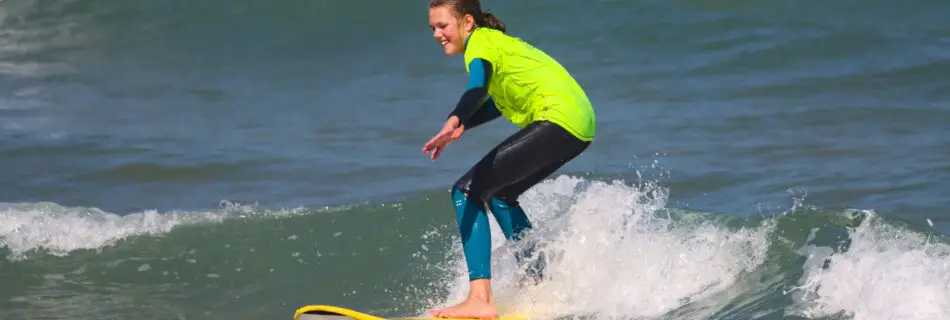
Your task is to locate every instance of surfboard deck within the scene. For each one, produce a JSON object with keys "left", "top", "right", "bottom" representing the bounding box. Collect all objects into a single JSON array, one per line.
[{"left": 294, "top": 305, "right": 528, "bottom": 320}]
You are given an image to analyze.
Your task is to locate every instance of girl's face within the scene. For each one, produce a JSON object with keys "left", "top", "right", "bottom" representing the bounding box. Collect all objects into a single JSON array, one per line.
[{"left": 429, "top": 6, "right": 474, "bottom": 56}]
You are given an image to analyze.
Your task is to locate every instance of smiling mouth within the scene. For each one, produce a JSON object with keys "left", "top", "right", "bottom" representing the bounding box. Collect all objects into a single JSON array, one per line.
[{"left": 440, "top": 40, "right": 449, "bottom": 46}]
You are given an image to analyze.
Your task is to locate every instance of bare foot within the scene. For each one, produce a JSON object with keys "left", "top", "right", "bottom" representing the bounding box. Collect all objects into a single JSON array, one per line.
[
  {"left": 430, "top": 279, "right": 497, "bottom": 319},
  {"left": 429, "top": 298, "right": 497, "bottom": 319}
]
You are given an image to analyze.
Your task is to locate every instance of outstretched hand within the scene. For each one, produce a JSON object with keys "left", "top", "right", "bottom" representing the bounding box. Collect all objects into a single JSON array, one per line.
[{"left": 423, "top": 117, "right": 465, "bottom": 160}]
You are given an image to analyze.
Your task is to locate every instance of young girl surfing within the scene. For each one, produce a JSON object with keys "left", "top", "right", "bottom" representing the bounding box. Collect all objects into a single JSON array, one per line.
[{"left": 423, "top": 0, "right": 596, "bottom": 318}]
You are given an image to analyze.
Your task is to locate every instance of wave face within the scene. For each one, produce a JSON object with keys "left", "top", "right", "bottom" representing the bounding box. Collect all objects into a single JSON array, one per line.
[{"left": 3, "top": 176, "right": 948, "bottom": 319}]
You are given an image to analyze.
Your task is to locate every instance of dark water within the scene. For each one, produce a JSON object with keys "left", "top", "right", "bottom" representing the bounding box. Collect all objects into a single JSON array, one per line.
[{"left": 2, "top": 0, "right": 949, "bottom": 319}]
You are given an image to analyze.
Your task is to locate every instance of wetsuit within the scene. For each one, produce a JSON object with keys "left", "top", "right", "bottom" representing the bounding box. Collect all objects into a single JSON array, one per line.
[{"left": 448, "top": 27, "right": 596, "bottom": 281}]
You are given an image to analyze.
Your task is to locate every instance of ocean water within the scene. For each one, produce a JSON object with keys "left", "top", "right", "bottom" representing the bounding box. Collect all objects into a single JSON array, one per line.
[{"left": 2, "top": 0, "right": 949, "bottom": 319}]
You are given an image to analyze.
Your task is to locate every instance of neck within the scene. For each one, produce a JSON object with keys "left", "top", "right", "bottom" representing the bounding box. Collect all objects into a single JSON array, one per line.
[{"left": 463, "top": 27, "right": 478, "bottom": 50}]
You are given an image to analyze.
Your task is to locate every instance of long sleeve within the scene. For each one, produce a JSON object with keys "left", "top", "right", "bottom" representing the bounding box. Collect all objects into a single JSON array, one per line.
[{"left": 447, "top": 58, "right": 501, "bottom": 128}]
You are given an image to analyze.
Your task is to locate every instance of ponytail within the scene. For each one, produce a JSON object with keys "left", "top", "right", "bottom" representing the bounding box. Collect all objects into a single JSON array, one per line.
[
  {"left": 481, "top": 10, "right": 506, "bottom": 33},
  {"left": 430, "top": 0, "right": 507, "bottom": 33}
]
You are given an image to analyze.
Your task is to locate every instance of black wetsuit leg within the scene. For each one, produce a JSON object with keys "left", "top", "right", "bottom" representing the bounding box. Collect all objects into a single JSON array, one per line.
[
  {"left": 453, "top": 120, "right": 590, "bottom": 202},
  {"left": 449, "top": 120, "right": 590, "bottom": 281}
]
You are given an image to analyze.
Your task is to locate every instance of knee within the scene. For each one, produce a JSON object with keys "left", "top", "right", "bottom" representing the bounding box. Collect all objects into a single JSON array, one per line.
[
  {"left": 449, "top": 185, "right": 466, "bottom": 208},
  {"left": 492, "top": 193, "right": 520, "bottom": 208},
  {"left": 449, "top": 185, "right": 466, "bottom": 201},
  {"left": 452, "top": 176, "right": 490, "bottom": 205},
  {"left": 451, "top": 185, "right": 498, "bottom": 214},
  {"left": 449, "top": 184, "right": 481, "bottom": 207},
  {"left": 452, "top": 172, "right": 473, "bottom": 195}
]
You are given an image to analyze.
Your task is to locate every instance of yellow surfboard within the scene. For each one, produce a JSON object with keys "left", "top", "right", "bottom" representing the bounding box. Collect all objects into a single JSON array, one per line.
[{"left": 293, "top": 305, "right": 528, "bottom": 320}]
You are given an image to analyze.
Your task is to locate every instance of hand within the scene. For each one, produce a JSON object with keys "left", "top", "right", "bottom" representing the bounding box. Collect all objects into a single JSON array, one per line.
[{"left": 423, "top": 118, "right": 465, "bottom": 160}]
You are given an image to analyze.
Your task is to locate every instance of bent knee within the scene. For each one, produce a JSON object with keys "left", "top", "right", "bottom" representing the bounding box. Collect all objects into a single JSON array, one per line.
[
  {"left": 451, "top": 185, "right": 497, "bottom": 211},
  {"left": 449, "top": 185, "right": 467, "bottom": 204},
  {"left": 449, "top": 185, "right": 479, "bottom": 204},
  {"left": 492, "top": 193, "right": 521, "bottom": 207}
]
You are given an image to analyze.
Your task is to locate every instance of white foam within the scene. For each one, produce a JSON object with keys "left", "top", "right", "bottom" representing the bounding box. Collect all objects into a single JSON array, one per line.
[
  {"left": 790, "top": 210, "right": 950, "bottom": 320},
  {"left": 433, "top": 175, "right": 774, "bottom": 319},
  {"left": 0, "top": 201, "right": 294, "bottom": 260},
  {"left": 0, "top": 202, "right": 205, "bottom": 259}
]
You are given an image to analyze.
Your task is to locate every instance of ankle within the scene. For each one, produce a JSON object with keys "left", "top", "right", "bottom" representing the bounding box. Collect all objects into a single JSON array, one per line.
[{"left": 467, "top": 279, "right": 494, "bottom": 303}]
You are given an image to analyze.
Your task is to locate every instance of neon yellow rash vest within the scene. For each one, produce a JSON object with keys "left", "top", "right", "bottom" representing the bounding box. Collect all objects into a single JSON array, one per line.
[{"left": 464, "top": 27, "right": 596, "bottom": 141}]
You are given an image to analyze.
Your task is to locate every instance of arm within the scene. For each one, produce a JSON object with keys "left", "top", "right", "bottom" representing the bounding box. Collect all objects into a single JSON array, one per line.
[
  {"left": 464, "top": 97, "right": 501, "bottom": 130},
  {"left": 424, "top": 58, "right": 499, "bottom": 160},
  {"left": 447, "top": 58, "right": 499, "bottom": 128}
]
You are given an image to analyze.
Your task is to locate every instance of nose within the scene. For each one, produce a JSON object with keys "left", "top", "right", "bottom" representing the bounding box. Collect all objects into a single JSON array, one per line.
[{"left": 432, "top": 29, "right": 441, "bottom": 40}]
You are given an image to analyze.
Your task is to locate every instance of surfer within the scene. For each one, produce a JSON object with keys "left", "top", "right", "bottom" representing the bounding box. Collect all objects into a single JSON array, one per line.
[{"left": 422, "top": 0, "right": 596, "bottom": 318}]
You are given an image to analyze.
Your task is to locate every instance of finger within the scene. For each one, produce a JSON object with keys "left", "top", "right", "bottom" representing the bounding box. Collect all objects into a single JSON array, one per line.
[
  {"left": 423, "top": 135, "right": 442, "bottom": 152},
  {"left": 424, "top": 138, "right": 437, "bottom": 150},
  {"left": 423, "top": 143, "right": 436, "bottom": 154}
]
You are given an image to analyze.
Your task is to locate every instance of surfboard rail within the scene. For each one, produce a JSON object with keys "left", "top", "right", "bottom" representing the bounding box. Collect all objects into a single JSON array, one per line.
[
  {"left": 295, "top": 305, "right": 386, "bottom": 320},
  {"left": 293, "top": 305, "right": 527, "bottom": 320}
]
